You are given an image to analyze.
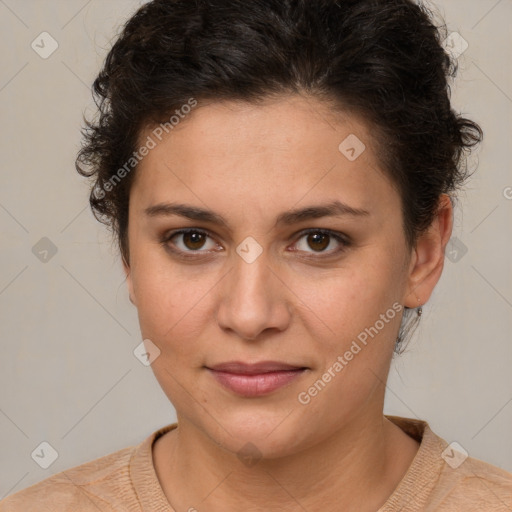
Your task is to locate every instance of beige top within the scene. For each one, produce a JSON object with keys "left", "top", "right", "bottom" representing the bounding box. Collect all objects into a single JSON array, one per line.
[{"left": 1, "top": 415, "right": 511, "bottom": 511}]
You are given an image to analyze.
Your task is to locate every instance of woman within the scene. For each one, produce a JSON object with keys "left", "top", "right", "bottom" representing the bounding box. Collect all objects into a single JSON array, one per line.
[{"left": 1, "top": 0, "right": 511, "bottom": 510}]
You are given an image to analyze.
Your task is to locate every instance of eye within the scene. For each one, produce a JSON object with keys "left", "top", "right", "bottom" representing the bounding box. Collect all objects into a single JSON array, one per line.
[
  {"left": 291, "top": 229, "right": 349, "bottom": 256},
  {"left": 161, "top": 229, "right": 220, "bottom": 257},
  {"left": 161, "top": 228, "right": 350, "bottom": 259}
]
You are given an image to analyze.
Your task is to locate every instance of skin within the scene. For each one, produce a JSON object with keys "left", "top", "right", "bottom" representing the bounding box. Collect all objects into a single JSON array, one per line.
[{"left": 123, "top": 94, "right": 453, "bottom": 511}]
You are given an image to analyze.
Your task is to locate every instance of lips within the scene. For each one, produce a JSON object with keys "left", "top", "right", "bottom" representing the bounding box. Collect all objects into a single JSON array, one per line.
[
  {"left": 208, "top": 361, "right": 306, "bottom": 374},
  {"left": 206, "top": 361, "right": 308, "bottom": 397}
]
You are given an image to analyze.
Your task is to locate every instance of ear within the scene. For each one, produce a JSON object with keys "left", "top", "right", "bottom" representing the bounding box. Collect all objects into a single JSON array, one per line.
[
  {"left": 122, "top": 255, "right": 137, "bottom": 306},
  {"left": 403, "top": 194, "right": 453, "bottom": 308}
]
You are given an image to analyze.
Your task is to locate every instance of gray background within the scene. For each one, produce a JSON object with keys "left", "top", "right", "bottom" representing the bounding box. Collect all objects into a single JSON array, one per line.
[{"left": 1, "top": 0, "right": 511, "bottom": 499}]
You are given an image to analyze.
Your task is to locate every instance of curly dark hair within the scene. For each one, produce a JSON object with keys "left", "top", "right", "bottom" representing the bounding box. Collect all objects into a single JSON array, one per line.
[{"left": 76, "top": 0, "right": 482, "bottom": 352}]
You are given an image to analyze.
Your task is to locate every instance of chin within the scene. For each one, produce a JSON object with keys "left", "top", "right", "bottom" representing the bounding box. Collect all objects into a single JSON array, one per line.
[{"left": 198, "top": 408, "right": 312, "bottom": 460}]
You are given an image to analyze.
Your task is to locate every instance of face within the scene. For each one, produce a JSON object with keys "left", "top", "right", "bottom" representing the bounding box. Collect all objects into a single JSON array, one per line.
[{"left": 124, "top": 95, "right": 444, "bottom": 458}]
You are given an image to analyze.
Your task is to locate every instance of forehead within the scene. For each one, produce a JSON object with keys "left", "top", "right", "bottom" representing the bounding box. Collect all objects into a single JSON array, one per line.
[
  {"left": 143, "top": 95, "right": 371, "bottom": 159},
  {"left": 131, "top": 95, "right": 398, "bottom": 224}
]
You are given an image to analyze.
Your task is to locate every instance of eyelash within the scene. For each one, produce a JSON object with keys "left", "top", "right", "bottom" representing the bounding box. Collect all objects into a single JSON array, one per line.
[{"left": 160, "top": 228, "right": 351, "bottom": 260}]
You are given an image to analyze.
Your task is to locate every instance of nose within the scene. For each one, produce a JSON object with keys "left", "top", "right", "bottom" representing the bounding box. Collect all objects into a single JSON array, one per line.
[{"left": 215, "top": 250, "right": 292, "bottom": 341}]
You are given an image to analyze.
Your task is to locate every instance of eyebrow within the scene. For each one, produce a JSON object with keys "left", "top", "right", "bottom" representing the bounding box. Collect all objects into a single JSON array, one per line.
[{"left": 144, "top": 200, "right": 370, "bottom": 228}]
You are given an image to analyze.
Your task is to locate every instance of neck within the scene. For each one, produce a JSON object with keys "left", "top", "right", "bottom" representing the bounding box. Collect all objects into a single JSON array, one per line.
[{"left": 154, "top": 407, "right": 419, "bottom": 511}]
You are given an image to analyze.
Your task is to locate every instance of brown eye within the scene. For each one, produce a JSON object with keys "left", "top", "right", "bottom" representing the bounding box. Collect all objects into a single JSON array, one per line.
[
  {"left": 292, "top": 229, "right": 348, "bottom": 256},
  {"left": 306, "top": 232, "right": 330, "bottom": 252},
  {"left": 181, "top": 231, "right": 207, "bottom": 250},
  {"left": 163, "top": 229, "right": 218, "bottom": 255}
]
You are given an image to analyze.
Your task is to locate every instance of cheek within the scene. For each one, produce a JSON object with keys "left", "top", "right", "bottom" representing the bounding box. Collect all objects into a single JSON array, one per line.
[
  {"left": 132, "top": 257, "right": 217, "bottom": 355},
  {"left": 294, "top": 254, "right": 404, "bottom": 361},
  {"left": 292, "top": 267, "right": 402, "bottom": 419}
]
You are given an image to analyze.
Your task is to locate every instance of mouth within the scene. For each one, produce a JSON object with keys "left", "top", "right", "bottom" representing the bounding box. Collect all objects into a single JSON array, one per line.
[{"left": 205, "top": 361, "right": 308, "bottom": 397}]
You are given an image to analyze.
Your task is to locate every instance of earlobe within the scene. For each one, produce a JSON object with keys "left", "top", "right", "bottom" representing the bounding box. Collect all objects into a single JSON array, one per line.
[{"left": 404, "top": 194, "right": 453, "bottom": 308}]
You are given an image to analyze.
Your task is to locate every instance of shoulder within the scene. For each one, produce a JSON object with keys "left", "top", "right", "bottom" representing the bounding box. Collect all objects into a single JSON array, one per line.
[
  {"left": 435, "top": 455, "right": 512, "bottom": 511},
  {"left": 383, "top": 416, "right": 512, "bottom": 511},
  {"left": 0, "top": 445, "right": 136, "bottom": 512}
]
